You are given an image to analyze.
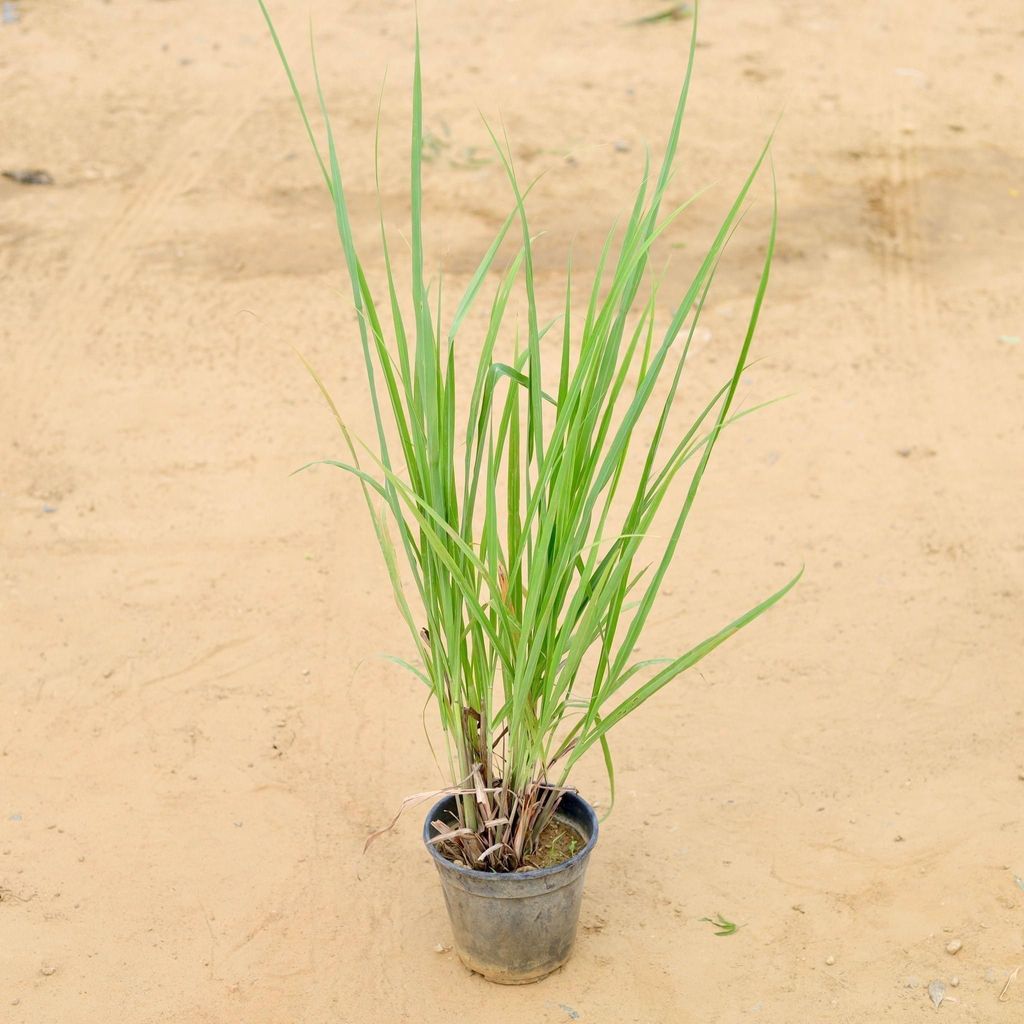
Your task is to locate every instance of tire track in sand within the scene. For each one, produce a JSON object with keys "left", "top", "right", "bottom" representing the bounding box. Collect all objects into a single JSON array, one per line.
[
  {"left": 8, "top": 18, "right": 303, "bottom": 440},
  {"left": 10, "top": 111, "right": 235, "bottom": 435}
]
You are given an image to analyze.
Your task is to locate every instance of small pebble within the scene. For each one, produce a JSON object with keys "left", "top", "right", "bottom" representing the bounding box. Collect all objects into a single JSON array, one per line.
[
  {"left": 40, "top": 964, "right": 57, "bottom": 976},
  {"left": 825, "top": 955, "right": 835, "bottom": 966},
  {"left": 613, "top": 139, "right": 630, "bottom": 153},
  {"left": 904, "top": 976, "right": 921, "bottom": 989},
  {"left": 950, "top": 976, "right": 960, "bottom": 988},
  {"left": 433, "top": 943, "right": 450, "bottom": 953},
  {"left": 11, "top": 998, "right": 20, "bottom": 1006},
  {"left": 301, "top": 668, "right": 310, "bottom": 676},
  {"left": 928, "top": 979, "right": 946, "bottom": 1008},
  {"left": 946, "top": 938, "right": 962, "bottom": 955}
]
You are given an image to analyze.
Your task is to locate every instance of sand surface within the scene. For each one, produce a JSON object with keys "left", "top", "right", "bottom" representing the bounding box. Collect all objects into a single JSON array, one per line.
[{"left": 2, "top": 1, "right": 1023, "bottom": 1021}]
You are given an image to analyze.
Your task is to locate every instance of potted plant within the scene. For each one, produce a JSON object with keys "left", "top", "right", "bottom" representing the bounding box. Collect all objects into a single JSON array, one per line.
[{"left": 259, "top": 3, "right": 799, "bottom": 985}]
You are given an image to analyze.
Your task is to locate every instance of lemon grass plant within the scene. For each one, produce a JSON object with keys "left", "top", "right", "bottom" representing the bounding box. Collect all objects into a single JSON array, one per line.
[{"left": 261, "top": 4, "right": 800, "bottom": 871}]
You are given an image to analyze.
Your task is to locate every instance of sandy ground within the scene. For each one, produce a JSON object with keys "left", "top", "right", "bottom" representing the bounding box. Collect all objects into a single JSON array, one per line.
[{"left": 2, "top": 1, "right": 1023, "bottom": 1021}]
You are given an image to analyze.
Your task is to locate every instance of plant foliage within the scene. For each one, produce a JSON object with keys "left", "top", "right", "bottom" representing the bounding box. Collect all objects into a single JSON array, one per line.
[{"left": 259, "top": 2, "right": 800, "bottom": 871}]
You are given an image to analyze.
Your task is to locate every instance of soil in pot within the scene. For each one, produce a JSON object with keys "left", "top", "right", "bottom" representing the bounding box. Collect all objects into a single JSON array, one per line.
[
  {"left": 435, "top": 814, "right": 585, "bottom": 872},
  {"left": 517, "top": 819, "right": 585, "bottom": 870}
]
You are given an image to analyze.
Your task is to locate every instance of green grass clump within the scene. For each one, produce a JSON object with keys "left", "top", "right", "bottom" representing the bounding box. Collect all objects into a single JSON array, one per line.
[{"left": 259, "top": 3, "right": 799, "bottom": 871}]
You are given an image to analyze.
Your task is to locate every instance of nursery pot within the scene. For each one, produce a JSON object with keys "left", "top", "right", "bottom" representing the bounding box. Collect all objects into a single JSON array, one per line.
[{"left": 423, "top": 791, "right": 599, "bottom": 985}]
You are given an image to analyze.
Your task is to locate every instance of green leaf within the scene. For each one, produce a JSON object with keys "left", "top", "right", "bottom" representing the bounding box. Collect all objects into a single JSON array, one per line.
[
  {"left": 699, "top": 913, "right": 740, "bottom": 937},
  {"left": 627, "top": 5, "right": 693, "bottom": 27}
]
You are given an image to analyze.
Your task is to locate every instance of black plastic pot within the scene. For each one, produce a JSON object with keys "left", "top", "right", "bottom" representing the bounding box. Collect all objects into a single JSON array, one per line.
[{"left": 423, "top": 791, "right": 599, "bottom": 984}]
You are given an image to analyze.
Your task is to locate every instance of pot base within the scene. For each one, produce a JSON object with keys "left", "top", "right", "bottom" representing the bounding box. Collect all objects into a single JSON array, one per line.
[{"left": 459, "top": 951, "right": 569, "bottom": 985}]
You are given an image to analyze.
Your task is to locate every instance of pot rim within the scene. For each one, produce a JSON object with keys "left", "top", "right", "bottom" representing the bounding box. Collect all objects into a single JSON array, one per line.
[{"left": 422, "top": 789, "right": 599, "bottom": 881}]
